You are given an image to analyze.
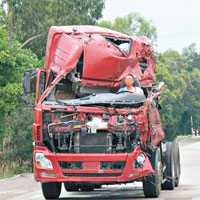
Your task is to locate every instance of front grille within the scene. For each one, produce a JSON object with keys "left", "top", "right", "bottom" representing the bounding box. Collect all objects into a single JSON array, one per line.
[
  {"left": 59, "top": 162, "right": 83, "bottom": 169},
  {"left": 63, "top": 173, "right": 122, "bottom": 177},
  {"left": 100, "top": 161, "right": 125, "bottom": 170}
]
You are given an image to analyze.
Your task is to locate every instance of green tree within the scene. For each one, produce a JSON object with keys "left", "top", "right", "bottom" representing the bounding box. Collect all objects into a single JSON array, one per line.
[
  {"left": 180, "top": 44, "right": 200, "bottom": 134},
  {"left": 2, "top": 0, "right": 105, "bottom": 58},
  {"left": 156, "top": 61, "right": 187, "bottom": 140},
  {"left": 0, "top": 25, "right": 40, "bottom": 118},
  {"left": 1, "top": 107, "right": 34, "bottom": 175},
  {"left": 181, "top": 69, "right": 200, "bottom": 134},
  {"left": 158, "top": 50, "right": 187, "bottom": 73},
  {"left": 97, "top": 12, "right": 157, "bottom": 44},
  {"left": 182, "top": 43, "right": 200, "bottom": 71},
  {"left": 157, "top": 47, "right": 200, "bottom": 139},
  {"left": 0, "top": 25, "right": 41, "bottom": 176}
]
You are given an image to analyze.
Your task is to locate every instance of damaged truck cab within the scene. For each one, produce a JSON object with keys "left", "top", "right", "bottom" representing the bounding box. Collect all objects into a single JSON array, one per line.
[{"left": 23, "top": 26, "right": 180, "bottom": 199}]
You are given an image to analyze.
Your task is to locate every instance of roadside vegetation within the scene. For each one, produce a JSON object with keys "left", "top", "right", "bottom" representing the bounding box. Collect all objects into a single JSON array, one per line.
[
  {"left": 0, "top": 1, "right": 200, "bottom": 178},
  {"left": 176, "top": 135, "right": 193, "bottom": 140}
]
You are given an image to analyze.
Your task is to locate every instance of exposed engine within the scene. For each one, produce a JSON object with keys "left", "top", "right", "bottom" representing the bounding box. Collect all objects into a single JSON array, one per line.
[{"left": 42, "top": 111, "right": 140, "bottom": 153}]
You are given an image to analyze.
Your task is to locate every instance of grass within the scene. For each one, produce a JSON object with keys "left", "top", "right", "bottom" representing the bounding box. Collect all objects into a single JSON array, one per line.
[
  {"left": 176, "top": 134, "right": 193, "bottom": 140},
  {"left": 0, "top": 171, "right": 14, "bottom": 180}
]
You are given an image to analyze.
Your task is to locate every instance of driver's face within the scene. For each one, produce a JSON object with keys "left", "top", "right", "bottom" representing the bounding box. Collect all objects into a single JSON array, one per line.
[{"left": 125, "top": 76, "right": 134, "bottom": 87}]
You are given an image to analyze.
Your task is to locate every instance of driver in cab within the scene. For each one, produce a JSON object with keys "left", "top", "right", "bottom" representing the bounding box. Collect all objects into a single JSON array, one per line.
[{"left": 118, "top": 74, "right": 144, "bottom": 94}]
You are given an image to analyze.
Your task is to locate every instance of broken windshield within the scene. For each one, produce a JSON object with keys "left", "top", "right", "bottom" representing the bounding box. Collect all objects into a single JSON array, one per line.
[{"left": 104, "top": 36, "right": 132, "bottom": 55}]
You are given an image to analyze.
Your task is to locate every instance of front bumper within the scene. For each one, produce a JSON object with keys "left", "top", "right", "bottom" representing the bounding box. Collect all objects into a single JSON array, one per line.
[{"left": 33, "top": 146, "right": 154, "bottom": 183}]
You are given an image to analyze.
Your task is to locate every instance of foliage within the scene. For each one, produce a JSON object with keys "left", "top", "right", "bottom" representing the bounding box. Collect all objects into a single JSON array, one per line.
[
  {"left": 97, "top": 12, "right": 157, "bottom": 44},
  {"left": 156, "top": 51, "right": 187, "bottom": 140},
  {"left": 156, "top": 45, "right": 200, "bottom": 140},
  {"left": 0, "top": 25, "right": 40, "bottom": 175},
  {"left": 0, "top": 25, "right": 40, "bottom": 118},
  {"left": 182, "top": 43, "right": 200, "bottom": 71},
  {"left": 1, "top": 0, "right": 105, "bottom": 58},
  {"left": 0, "top": 107, "right": 34, "bottom": 175}
]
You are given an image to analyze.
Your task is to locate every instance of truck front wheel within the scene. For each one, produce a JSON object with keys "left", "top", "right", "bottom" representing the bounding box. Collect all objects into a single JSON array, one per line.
[
  {"left": 143, "top": 148, "right": 162, "bottom": 198},
  {"left": 41, "top": 182, "right": 61, "bottom": 199},
  {"left": 80, "top": 185, "right": 94, "bottom": 191},
  {"left": 64, "top": 183, "right": 80, "bottom": 191}
]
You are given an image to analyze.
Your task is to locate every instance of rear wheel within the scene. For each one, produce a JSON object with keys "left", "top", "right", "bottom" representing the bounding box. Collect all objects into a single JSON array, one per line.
[
  {"left": 64, "top": 182, "right": 80, "bottom": 191},
  {"left": 41, "top": 182, "right": 61, "bottom": 199},
  {"left": 174, "top": 141, "right": 181, "bottom": 187},
  {"left": 161, "top": 141, "right": 176, "bottom": 190},
  {"left": 143, "top": 148, "right": 162, "bottom": 198}
]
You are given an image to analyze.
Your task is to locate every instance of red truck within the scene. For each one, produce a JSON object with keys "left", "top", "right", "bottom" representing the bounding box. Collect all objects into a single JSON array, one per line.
[{"left": 22, "top": 25, "right": 180, "bottom": 199}]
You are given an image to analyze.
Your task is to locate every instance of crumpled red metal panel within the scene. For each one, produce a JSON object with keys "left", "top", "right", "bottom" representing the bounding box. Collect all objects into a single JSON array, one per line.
[
  {"left": 148, "top": 106, "right": 165, "bottom": 146},
  {"left": 82, "top": 35, "right": 132, "bottom": 82},
  {"left": 47, "top": 33, "right": 83, "bottom": 74},
  {"left": 45, "top": 25, "right": 156, "bottom": 87}
]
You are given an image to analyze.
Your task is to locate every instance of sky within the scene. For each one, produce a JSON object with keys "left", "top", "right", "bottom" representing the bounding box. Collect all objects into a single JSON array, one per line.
[{"left": 102, "top": 0, "right": 200, "bottom": 53}]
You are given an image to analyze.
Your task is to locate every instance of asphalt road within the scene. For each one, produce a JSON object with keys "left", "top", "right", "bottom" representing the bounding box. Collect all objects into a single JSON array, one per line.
[{"left": 1, "top": 136, "right": 200, "bottom": 200}]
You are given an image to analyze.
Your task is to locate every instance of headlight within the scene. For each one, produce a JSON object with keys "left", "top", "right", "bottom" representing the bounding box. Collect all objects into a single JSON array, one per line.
[
  {"left": 133, "top": 153, "right": 146, "bottom": 169},
  {"left": 35, "top": 153, "right": 53, "bottom": 169},
  {"left": 136, "top": 153, "right": 146, "bottom": 164}
]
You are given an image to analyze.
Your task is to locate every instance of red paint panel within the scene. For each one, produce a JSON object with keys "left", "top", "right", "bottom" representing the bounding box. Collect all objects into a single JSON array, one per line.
[
  {"left": 83, "top": 162, "right": 100, "bottom": 169},
  {"left": 50, "top": 33, "right": 83, "bottom": 73},
  {"left": 56, "top": 153, "right": 128, "bottom": 162},
  {"left": 83, "top": 43, "right": 131, "bottom": 81},
  {"left": 148, "top": 106, "right": 165, "bottom": 146}
]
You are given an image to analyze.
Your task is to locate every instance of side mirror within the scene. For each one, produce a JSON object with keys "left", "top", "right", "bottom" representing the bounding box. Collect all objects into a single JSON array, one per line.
[
  {"left": 22, "top": 68, "right": 46, "bottom": 105},
  {"left": 22, "top": 68, "right": 38, "bottom": 105}
]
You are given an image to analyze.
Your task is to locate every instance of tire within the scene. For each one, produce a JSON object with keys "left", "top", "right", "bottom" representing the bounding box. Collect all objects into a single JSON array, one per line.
[
  {"left": 80, "top": 185, "right": 94, "bottom": 191},
  {"left": 174, "top": 141, "right": 181, "bottom": 187},
  {"left": 41, "top": 182, "right": 61, "bottom": 199},
  {"left": 64, "top": 182, "right": 79, "bottom": 192},
  {"left": 161, "top": 142, "right": 175, "bottom": 190},
  {"left": 143, "top": 148, "right": 162, "bottom": 198}
]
